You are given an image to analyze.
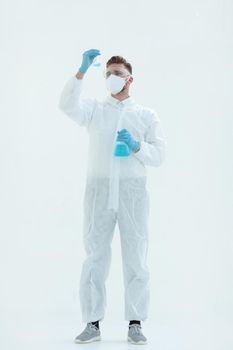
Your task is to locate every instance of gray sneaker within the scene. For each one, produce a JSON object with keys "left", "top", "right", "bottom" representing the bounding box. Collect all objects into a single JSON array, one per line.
[
  {"left": 74, "top": 322, "right": 101, "bottom": 344},
  {"left": 127, "top": 324, "right": 147, "bottom": 345}
]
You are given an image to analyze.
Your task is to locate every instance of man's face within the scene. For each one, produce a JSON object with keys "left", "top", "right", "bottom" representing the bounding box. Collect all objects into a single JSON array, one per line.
[{"left": 104, "top": 63, "right": 133, "bottom": 93}]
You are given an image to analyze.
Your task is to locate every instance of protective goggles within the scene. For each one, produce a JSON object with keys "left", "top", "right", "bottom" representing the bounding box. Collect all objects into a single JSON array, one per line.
[{"left": 103, "top": 67, "right": 131, "bottom": 79}]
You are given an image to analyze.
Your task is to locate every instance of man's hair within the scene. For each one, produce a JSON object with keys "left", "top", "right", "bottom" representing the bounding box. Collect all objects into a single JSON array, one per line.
[{"left": 106, "top": 56, "right": 132, "bottom": 75}]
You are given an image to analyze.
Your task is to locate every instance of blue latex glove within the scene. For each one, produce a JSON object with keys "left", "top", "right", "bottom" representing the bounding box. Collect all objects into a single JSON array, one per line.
[
  {"left": 79, "top": 49, "right": 101, "bottom": 74},
  {"left": 116, "top": 129, "right": 140, "bottom": 153}
]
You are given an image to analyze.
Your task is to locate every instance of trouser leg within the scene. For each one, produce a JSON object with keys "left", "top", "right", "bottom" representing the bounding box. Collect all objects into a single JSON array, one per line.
[
  {"left": 118, "top": 178, "right": 150, "bottom": 321},
  {"left": 79, "top": 181, "right": 117, "bottom": 323}
]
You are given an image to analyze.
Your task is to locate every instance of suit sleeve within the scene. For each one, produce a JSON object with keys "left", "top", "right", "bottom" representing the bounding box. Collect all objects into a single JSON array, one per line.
[
  {"left": 133, "top": 111, "right": 166, "bottom": 167},
  {"left": 58, "top": 76, "right": 97, "bottom": 127}
]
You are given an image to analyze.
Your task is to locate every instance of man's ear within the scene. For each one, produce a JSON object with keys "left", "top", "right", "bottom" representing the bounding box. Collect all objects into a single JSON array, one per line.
[{"left": 129, "top": 76, "right": 133, "bottom": 84}]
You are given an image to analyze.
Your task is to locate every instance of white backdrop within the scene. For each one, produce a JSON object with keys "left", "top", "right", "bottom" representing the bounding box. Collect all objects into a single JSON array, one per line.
[{"left": 0, "top": 0, "right": 232, "bottom": 349}]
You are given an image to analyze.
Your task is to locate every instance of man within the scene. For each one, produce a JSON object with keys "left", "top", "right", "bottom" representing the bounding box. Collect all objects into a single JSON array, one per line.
[{"left": 59, "top": 48, "right": 166, "bottom": 345}]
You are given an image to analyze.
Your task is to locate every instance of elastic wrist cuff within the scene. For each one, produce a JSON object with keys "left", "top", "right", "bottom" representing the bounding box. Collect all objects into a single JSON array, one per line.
[
  {"left": 133, "top": 141, "right": 141, "bottom": 153},
  {"left": 78, "top": 66, "right": 87, "bottom": 74}
]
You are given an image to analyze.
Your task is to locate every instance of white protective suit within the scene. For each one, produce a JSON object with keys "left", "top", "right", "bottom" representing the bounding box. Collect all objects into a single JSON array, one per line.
[{"left": 59, "top": 76, "right": 166, "bottom": 323}]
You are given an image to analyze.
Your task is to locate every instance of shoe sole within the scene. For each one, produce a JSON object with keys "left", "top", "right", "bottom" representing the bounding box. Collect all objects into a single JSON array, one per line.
[
  {"left": 74, "top": 336, "right": 101, "bottom": 344},
  {"left": 127, "top": 336, "right": 147, "bottom": 345}
]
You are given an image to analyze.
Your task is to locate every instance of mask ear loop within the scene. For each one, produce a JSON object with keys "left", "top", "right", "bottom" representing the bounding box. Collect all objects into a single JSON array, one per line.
[
  {"left": 120, "top": 75, "right": 131, "bottom": 93},
  {"left": 125, "top": 74, "right": 132, "bottom": 84}
]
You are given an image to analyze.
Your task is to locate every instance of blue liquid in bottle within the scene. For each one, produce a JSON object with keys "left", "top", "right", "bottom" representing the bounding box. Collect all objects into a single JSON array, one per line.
[{"left": 114, "top": 141, "right": 130, "bottom": 157}]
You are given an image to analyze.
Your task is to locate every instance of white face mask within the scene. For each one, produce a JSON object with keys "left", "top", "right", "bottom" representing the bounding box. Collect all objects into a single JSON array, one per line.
[{"left": 106, "top": 74, "right": 129, "bottom": 95}]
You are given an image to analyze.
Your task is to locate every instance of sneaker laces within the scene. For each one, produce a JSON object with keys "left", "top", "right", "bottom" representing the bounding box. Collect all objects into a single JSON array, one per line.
[
  {"left": 130, "top": 324, "right": 142, "bottom": 334},
  {"left": 87, "top": 322, "right": 98, "bottom": 332}
]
